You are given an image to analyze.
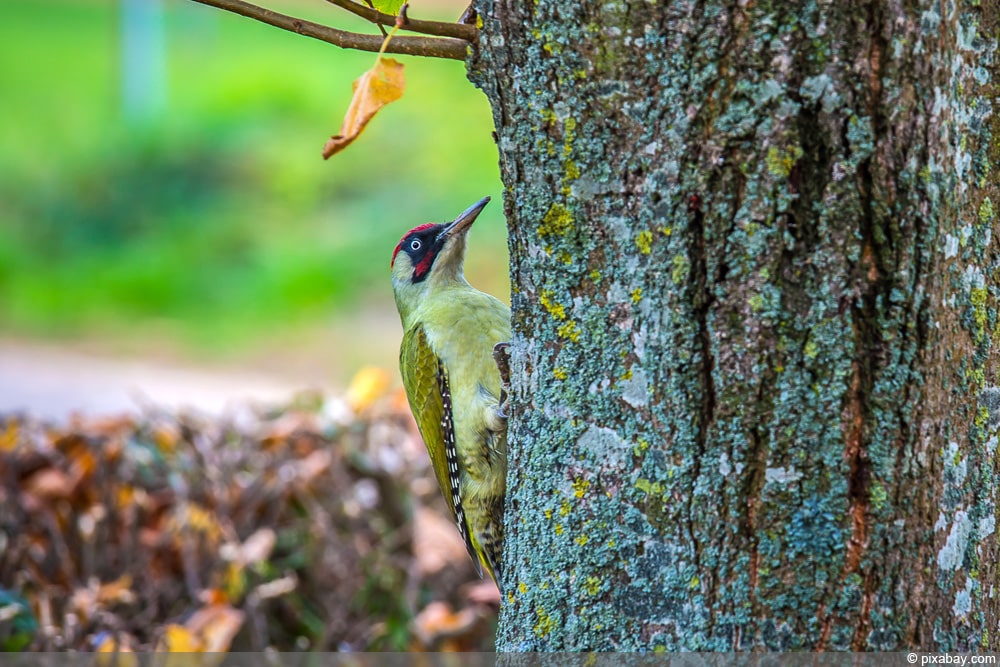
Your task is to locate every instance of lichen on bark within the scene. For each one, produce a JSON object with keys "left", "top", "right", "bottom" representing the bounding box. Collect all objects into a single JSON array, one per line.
[{"left": 469, "top": 0, "right": 999, "bottom": 651}]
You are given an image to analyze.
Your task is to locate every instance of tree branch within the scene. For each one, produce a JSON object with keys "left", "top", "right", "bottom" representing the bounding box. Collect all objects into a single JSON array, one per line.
[
  {"left": 190, "top": 0, "right": 470, "bottom": 60},
  {"left": 323, "top": 0, "right": 477, "bottom": 41}
]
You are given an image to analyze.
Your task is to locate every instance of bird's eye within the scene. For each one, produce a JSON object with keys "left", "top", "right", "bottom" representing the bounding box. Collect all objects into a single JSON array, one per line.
[{"left": 410, "top": 239, "right": 422, "bottom": 251}]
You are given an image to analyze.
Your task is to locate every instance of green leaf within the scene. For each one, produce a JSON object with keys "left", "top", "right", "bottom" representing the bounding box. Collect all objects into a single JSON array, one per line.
[{"left": 370, "top": 0, "right": 404, "bottom": 15}]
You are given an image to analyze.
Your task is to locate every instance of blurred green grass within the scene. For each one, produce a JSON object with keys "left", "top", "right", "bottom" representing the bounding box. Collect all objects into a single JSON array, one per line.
[{"left": 0, "top": 0, "right": 506, "bottom": 357}]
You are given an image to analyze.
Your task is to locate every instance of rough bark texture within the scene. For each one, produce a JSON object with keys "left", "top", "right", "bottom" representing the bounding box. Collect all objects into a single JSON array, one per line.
[{"left": 469, "top": 0, "right": 999, "bottom": 651}]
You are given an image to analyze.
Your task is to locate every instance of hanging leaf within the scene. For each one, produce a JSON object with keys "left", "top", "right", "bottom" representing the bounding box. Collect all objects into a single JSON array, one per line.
[{"left": 322, "top": 56, "right": 405, "bottom": 159}]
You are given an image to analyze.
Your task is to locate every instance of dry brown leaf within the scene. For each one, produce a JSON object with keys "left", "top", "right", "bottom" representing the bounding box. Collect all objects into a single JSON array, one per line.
[
  {"left": 346, "top": 366, "right": 391, "bottom": 413},
  {"left": 157, "top": 624, "right": 203, "bottom": 652},
  {"left": 412, "top": 506, "right": 469, "bottom": 576},
  {"left": 294, "top": 449, "right": 332, "bottom": 487},
  {"left": 95, "top": 635, "right": 139, "bottom": 667},
  {"left": 97, "top": 575, "right": 136, "bottom": 605},
  {"left": 238, "top": 527, "right": 276, "bottom": 565},
  {"left": 184, "top": 604, "right": 245, "bottom": 652},
  {"left": 463, "top": 579, "right": 501, "bottom": 606},
  {"left": 322, "top": 57, "right": 405, "bottom": 159},
  {"left": 24, "top": 467, "right": 74, "bottom": 499},
  {"left": 411, "top": 601, "right": 480, "bottom": 650},
  {"left": 0, "top": 421, "right": 18, "bottom": 452}
]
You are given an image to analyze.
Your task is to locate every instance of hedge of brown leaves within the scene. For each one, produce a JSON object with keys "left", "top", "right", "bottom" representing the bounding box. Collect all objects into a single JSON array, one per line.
[{"left": 0, "top": 380, "right": 498, "bottom": 653}]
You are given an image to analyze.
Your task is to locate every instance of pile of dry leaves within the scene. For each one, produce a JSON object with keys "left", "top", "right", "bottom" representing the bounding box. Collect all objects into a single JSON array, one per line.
[{"left": 0, "top": 370, "right": 498, "bottom": 653}]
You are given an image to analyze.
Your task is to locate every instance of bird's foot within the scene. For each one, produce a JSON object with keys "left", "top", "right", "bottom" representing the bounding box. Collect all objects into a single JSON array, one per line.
[{"left": 493, "top": 342, "right": 511, "bottom": 419}]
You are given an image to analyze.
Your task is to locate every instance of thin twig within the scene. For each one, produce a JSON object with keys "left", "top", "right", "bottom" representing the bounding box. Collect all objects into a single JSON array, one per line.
[
  {"left": 324, "top": 0, "right": 477, "bottom": 41},
  {"left": 190, "top": 0, "right": 469, "bottom": 60},
  {"left": 360, "top": 0, "right": 388, "bottom": 37}
]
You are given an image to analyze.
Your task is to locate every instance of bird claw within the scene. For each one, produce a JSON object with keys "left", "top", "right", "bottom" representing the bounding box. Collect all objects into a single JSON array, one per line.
[{"left": 493, "top": 342, "right": 511, "bottom": 419}]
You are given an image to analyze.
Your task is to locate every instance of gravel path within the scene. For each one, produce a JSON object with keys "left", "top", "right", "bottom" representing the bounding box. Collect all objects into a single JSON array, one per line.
[{"left": 0, "top": 341, "right": 312, "bottom": 421}]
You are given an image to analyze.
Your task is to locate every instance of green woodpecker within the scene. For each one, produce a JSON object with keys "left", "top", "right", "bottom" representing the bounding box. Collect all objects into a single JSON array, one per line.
[{"left": 390, "top": 196, "right": 510, "bottom": 583}]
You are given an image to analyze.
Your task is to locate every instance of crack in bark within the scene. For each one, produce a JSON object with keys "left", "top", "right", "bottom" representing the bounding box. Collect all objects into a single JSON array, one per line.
[
  {"left": 684, "top": 191, "right": 718, "bottom": 624},
  {"left": 816, "top": 2, "right": 892, "bottom": 650}
]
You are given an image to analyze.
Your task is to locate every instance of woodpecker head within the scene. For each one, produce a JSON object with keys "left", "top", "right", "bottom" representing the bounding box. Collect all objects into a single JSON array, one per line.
[{"left": 391, "top": 196, "right": 490, "bottom": 322}]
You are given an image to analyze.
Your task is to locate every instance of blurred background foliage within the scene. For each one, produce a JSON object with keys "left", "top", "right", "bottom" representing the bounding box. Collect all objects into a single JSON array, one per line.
[{"left": 0, "top": 0, "right": 506, "bottom": 383}]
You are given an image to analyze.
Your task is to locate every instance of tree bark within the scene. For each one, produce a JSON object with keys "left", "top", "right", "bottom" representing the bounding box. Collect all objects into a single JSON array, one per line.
[{"left": 470, "top": 0, "right": 1000, "bottom": 651}]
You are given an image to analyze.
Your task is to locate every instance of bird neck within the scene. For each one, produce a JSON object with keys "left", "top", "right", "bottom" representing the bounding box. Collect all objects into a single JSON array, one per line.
[{"left": 394, "top": 271, "right": 471, "bottom": 331}]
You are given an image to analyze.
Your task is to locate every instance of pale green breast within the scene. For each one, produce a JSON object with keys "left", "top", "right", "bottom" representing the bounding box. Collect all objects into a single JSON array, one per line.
[{"left": 403, "top": 285, "right": 510, "bottom": 491}]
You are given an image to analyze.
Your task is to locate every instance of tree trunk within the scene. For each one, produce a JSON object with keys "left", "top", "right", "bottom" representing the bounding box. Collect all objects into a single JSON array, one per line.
[{"left": 469, "top": 0, "right": 999, "bottom": 651}]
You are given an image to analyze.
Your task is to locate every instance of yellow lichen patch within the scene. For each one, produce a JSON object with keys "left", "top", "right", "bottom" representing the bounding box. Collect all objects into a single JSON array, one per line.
[
  {"left": 564, "top": 159, "right": 581, "bottom": 181},
  {"left": 538, "top": 107, "right": 556, "bottom": 124},
  {"left": 560, "top": 500, "right": 571, "bottom": 516},
  {"left": 519, "top": 581, "right": 528, "bottom": 594},
  {"left": 975, "top": 405, "right": 990, "bottom": 430},
  {"left": 554, "top": 523, "right": 564, "bottom": 535},
  {"left": 553, "top": 367, "right": 568, "bottom": 380},
  {"left": 634, "top": 477, "right": 664, "bottom": 495},
  {"left": 562, "top": 117, "right": 578, "bottom": 158},
  {"left": 765, "top": 144, "right": 804, "bottom": 178},
  {"left": 589, "top": 269, "right": 601, "bottom": 282},
  {"left": 557, "top": 320, "right": 581, "bottom": 342},
  {"left": 621, "top": 368, "right": 633, "bottom": 381},
  {"left": 556, "top": 250, "right": 573, "bottom": 265},
  {"left": 539, "top": 203, "right": 574, "bottom": 237},
  {"left": 671, "top": 255, "right": 690, "bottom": 284},
  {"left": 575, "top": 534, "right": 589, "bottom": 546},
  {"left": 633, "top": 438, "right": 649, "bottom": 457},
  {"left": 971, "top": 287, "right": 988, "bottom": 338},
  {"left": 636, "top": 230, "right": 653, "bottom": 254},
  {"left": 631, "top": 288, "right": 643, "bottom": 304},
  {"left": 540, "top": 290, "right": 567, "bottom": 320},
  {"left": 534, "top": 608, "right": 555, "bottom": 638},
  {"left": 583, "top": 577, "right": 601, "bottom": 596},
  {"left": 572, "top": 477, "right": 590, "bottom": 498}
]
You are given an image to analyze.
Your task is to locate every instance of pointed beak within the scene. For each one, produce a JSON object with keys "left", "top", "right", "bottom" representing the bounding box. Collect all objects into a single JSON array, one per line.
[{"left": 437, "top": 196, "right": 490, "bottom": 242}]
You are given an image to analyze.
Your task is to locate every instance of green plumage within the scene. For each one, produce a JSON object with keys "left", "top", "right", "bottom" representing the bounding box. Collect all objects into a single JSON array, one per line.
[
  {"left": 391, "top": 197, "right": 510, "bottom": 583},
  {"left": 398, "top": 289, "right": 510, "bottom": 580}
]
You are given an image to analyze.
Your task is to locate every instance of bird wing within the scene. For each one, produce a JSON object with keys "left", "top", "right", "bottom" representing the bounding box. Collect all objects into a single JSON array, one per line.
[{"left": 400, "top": 324, "right": 481, "bottom": 575}]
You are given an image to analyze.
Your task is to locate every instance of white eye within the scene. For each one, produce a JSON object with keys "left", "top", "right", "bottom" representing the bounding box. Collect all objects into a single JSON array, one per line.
[{"left": 410, "top": 239, "right": 422, "bottom": 251}]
